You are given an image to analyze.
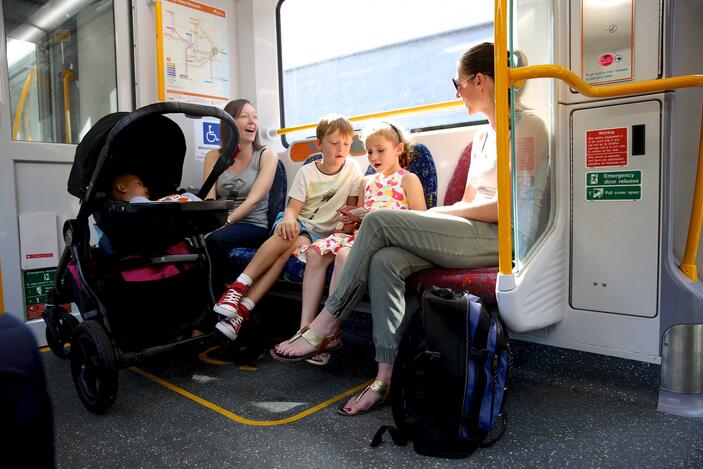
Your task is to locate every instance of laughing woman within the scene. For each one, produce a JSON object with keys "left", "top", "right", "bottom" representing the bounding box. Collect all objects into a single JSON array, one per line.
[{"left": 204, "top": 99, "right": 279, "bottom": 287}]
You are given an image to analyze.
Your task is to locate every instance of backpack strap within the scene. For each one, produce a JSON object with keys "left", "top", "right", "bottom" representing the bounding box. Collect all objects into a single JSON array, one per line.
[
  {"left": 480, "top": 412, "right": 508, "bottom": 447},
  {"left": 370, "top": 425, "right": 409, "bottom": 448},
  {"left": 371, "top": 356, "right": 415, "bottom": 448}
]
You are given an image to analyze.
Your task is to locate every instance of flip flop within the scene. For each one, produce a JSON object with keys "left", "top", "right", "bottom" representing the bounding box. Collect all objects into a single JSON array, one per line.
[
  {"left": 336, "top": 380, "right": 390, "bottom": 416},
  {"left": 305, "top": 352, "right": 331, "bottom": 366},
  {"left": 270, "top": 326, "right": 342, "bottom": 363}
]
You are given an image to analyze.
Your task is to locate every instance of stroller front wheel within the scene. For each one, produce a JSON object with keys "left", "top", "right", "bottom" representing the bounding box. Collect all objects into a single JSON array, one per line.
[
  {"left": 45, "top": 307, "right": 79, "bottom": 359},
  {"left": 70, "top": 320, "right": 118, "bottom": 413}
]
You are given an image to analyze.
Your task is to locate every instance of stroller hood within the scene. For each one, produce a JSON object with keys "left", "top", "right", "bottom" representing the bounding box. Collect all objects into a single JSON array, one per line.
[{"left": 68, "top": 112, "right": 186, "bottom": 203}]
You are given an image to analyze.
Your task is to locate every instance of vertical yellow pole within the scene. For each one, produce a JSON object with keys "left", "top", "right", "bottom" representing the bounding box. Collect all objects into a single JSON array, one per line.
[
  {"left": 62, "top": 69, "right": 75, "bottom": 144},
  {"left": 12, "top": 68, "right": 36, "bottom": 140},
  {"left": 0, "top": 263, "right": 5, "bottom": 315},
  {"left": 495, "top": 0, "right": 514, "bottom": 278},
  {"left": 679, "top": 105, "right": 703, "bottom": 282},
  {"left": 155, "top": 0, "right": 165, "bottom": 101}
]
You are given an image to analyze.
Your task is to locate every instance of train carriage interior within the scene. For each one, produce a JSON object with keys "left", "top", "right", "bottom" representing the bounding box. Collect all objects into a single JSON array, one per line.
[{"left": 0, "top": 0, "right": 702, "bottom": 466}]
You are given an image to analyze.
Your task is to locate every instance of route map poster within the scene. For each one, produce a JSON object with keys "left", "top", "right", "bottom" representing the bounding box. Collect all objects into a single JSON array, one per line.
[{"left": 160, "top": 0, "right": 230, "bottom": 107}]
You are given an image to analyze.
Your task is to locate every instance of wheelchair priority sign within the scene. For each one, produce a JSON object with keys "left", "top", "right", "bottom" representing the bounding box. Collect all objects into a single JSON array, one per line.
[{"left": 202, "top": 122, "right": 221, "bottom": 145}]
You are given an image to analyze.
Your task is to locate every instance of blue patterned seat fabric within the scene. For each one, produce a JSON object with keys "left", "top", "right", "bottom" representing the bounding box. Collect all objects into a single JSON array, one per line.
[{"left": 225, "top": 145, "right": 438, "bottom": 284}]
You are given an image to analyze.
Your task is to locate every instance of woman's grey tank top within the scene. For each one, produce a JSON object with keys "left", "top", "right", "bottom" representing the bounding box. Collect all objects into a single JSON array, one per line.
[{"left": 215, "top": 148, "right": 269, "bottom": 229}]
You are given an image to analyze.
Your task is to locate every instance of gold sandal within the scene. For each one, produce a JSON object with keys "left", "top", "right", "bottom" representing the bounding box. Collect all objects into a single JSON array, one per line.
[
  {"left": 336, "top": 380, "right": 390, "bottom": 416},
  {"left": 269, "top": 326, "right": 341, "bottom": 363}
]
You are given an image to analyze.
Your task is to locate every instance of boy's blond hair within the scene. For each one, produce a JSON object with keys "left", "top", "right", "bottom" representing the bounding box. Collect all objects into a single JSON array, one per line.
[{"left": 315, "top": 114, "right": 354, "bottom": 141}]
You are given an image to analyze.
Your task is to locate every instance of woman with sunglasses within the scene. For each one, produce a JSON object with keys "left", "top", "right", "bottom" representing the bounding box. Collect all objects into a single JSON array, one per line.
[{"left": 272, "top": 42, "right": 500, "bottom": 416}]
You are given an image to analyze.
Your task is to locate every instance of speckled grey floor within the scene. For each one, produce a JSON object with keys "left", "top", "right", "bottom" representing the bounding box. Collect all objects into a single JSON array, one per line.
[{"left": 44, "top": 316, "right": 703, "bottom": 468}]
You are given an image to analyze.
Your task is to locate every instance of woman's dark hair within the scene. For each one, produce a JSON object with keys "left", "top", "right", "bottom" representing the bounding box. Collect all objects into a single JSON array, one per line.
[
  {"left": 459, "top": 42, "right": 495, "bottom": 78},
  {"left": 220, "top": 99, "right": 262, "bottom": 152}
]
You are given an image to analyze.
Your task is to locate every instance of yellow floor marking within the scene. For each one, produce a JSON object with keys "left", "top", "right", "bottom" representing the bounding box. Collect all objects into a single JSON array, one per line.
[
  {"left": 198, "top": 346, "right": 258, "bottom": 370},
  {"left": 132, "top": 366, "right": 371, "bottom": 426},
  {"left": 39, "top": 346, "right": 50, "bottom": 353},
  {"left": 198, "top": 346, "right": 233, "bottom": 366}
]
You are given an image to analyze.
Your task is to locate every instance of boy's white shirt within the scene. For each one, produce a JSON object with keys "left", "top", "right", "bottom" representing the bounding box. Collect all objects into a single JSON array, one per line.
[{"left": 288, "top": 159, "right": 363, "bottom": 237}]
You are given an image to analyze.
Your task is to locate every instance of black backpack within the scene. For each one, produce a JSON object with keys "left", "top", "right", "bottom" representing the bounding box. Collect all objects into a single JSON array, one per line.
[{"left": 371, "top": 287, "right": 510, "bottom": 458}]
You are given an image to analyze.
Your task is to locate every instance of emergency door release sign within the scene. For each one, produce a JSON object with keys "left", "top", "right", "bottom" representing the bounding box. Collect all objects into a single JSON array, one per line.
[{"left": 585, "top": 127, "right": 628, "bottom": 168}]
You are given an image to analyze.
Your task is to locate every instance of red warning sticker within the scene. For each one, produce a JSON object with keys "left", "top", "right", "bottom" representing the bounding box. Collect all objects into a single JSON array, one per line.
[{"left": 586, "top": 127, "right": 628, "bottom": 168}]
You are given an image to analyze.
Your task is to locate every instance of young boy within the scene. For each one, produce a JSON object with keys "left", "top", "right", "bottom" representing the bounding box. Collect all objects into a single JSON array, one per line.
[{"left": 214, "top": 114, "right": 363, "bottom": 342}]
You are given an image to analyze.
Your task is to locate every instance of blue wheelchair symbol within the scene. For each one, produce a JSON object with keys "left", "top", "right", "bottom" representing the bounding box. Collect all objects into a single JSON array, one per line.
[{"left": 203, "top": 122, "right": 221, "bottom": 145}]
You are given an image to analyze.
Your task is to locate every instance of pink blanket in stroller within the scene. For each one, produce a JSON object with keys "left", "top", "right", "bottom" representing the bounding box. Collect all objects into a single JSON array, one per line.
[{"left": 67, "top": 242, "right": 192, "bottom": 287}]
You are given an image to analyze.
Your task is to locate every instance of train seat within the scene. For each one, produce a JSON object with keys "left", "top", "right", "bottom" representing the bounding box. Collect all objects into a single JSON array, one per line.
[
  {"left": 224, "top": 144, "right": 438, "bottom": 283},
  {"left": 405, "top": 142, "right": 500, "bottom": 305}
]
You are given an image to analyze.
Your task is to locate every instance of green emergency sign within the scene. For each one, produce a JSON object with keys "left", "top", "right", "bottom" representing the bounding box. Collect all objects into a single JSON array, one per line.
[
  {"left": 586, "top": 170, "right": 641, "bottom": 187},
  {"left": 23, "top": 268, "right": 57, "bottom": 320},
  {"left": 587, "top": 186, "right": 641, "bottom": 201},
  {"left": 586, "top": 170, "right": 642, "bottom": 201}
]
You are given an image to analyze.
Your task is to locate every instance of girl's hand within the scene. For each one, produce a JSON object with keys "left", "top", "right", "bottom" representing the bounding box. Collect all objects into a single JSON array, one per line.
[
  {"left": 340, "top": 223, "right": 357, "bottom": 234},
  {"left": 277, "top": 220, "right": 299, "bottom": 240},
  {"left": 339, "top": 213, "right": 357, "bottom": 224}
]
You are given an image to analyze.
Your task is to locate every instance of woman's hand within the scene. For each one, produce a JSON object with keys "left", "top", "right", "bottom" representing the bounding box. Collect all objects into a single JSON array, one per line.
[{"left": 276, "top": 220, "right": 299, "bottom": 240}]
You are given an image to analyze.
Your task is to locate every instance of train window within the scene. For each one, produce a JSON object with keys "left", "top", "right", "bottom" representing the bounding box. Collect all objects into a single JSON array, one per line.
[
  {"left": 4, "top": 0, "right": 118, "bottom": 144},
  {"left": 277, "top": 0, "right": 493, "bottom": 142}
]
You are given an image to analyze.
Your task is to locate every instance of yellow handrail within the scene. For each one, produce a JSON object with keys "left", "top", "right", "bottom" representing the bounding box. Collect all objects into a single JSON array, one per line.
[
  {"left": 510, "top": 65, "right": 703, "bottom": 97},
  {"left": 276, "top": 99, "right": 464, "bottom": 136},
  {"left": 12, "top": 68, "right": 36, "bottom": 140},
  {"left": 495, "top": 0, "right": 703, "bottom": 282},
  {"left": 681, "top": 108, "right": 703, "bottom": 281},
  {"left": 62, "top": 69, "right": 75, "bottom": 144},
  {"left": 155, "top": 0, "right": 165, "bottom": 101}
]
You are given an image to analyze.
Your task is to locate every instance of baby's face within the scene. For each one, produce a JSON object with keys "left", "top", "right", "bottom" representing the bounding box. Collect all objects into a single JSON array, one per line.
[{"left": 122, "top": 175, "right": 149, "bottom": 199}]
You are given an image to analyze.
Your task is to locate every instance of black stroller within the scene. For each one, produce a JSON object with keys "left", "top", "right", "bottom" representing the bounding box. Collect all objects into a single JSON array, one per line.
[{"left": 43, "top": 102, "right": 239, "bottom": 413}]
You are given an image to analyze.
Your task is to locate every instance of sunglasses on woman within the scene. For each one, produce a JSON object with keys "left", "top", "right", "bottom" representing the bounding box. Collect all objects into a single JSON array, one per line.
[{"left": 452, "top": 74, "right": 476, "bottom": 90}]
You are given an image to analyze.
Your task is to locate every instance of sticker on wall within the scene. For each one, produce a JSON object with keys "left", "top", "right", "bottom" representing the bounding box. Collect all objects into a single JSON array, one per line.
[
  {"left": 516, "top": 136, "right": 536, "bottom": 173},
  {"left": 585, "top": 127, "right": 628, "bottom": 168},
  {"left": 19, "top": 213, "right": 58, "bottom": 271},
  {"left": 194, "top": 117, "right": 221, "bottom": 161},
  {"left": 585, "top": 170, "right": 642, "bottom": 201},
  {"left": 24, "top": 268, "right": 56, "bottom": 321},
  {"left": 158, "top": 0, "right": 230, "bottom": 107},
  {"left": 581, "top": 0, "right": 634, "bottom": 84}
]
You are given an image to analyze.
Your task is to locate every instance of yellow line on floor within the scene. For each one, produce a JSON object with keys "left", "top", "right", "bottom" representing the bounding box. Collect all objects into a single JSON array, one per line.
[
  {"left": 131, "top": 366, "right": 372, "bottom": 426},
  {"left": 197, "top": 346, "right": 259, "bottom": 371}
]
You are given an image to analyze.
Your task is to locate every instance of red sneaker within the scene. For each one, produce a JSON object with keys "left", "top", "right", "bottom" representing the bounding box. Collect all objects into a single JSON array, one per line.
[
  {"left": 215, "top": 313, "right": 244, "bottom": 341},
  {"left": 213, "top": 281, "right": 249, "bottom": 317},
  {"left": 238, "top": 302, "right": 252, "bottom": 321}
]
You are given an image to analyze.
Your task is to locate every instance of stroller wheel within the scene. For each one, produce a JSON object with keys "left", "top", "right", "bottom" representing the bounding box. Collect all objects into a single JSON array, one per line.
[
  {"left": 70, "top": 320, "right": 118, "bottom": 413},
  {"left": 44, "top": 308, "right": 79, "bottom": 359}
]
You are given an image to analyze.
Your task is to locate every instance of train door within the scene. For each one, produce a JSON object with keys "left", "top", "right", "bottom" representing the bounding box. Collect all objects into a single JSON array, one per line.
[
  {"left": 494, "top": 0, "right": 703, "bottom": 415},
  {"left": 0, "top": 0, "right": 132, "bottom": 340}
]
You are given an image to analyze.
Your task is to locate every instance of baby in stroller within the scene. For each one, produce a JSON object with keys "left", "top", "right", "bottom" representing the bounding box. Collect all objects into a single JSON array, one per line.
[
  {"left": 44, "top": 102, "right": 240, "bottom": 413},
  {"left": 111, "top": 172, "right": 201, "bottom": 203}
]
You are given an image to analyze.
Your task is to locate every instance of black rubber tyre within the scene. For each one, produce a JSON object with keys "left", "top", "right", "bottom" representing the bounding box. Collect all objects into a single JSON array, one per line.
[
  {"left": 70, "top": 320, "right": 119, "bottom": 413},
  {"left": 45, "top": 310, "right": 79, "bottom": 359}
]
